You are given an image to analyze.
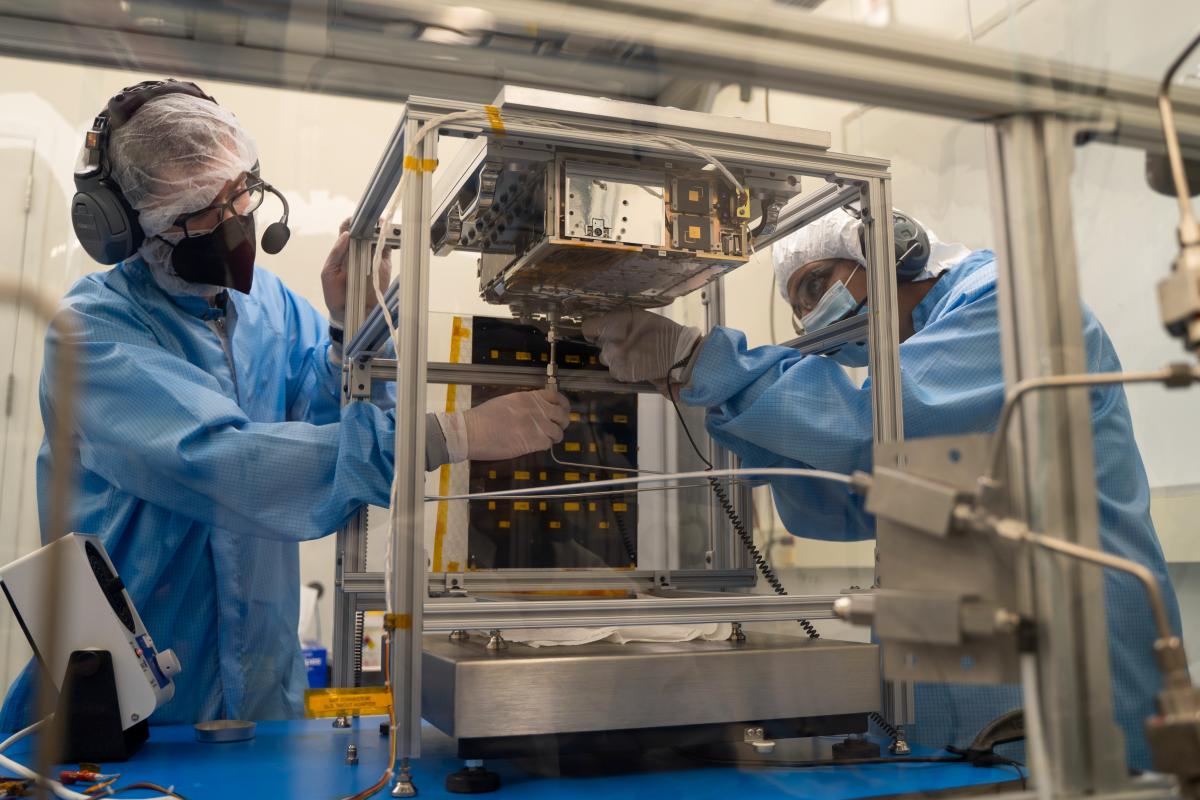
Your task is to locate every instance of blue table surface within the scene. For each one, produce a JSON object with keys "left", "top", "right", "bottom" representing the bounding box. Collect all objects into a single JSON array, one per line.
[{"left": 8, "top": 718, "right": 1024, "bottom": 799}]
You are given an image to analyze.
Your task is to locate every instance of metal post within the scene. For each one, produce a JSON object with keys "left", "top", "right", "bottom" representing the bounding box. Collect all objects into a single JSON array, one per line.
[
  {"left": 333, "top": 122, "right": 403, "bottom": 687},
  {"left": 700, "top": 278, "right": 748, "bottom": 572},
  {"left": 861, "top": 176, "right": 916, "bottom": 730},
  {"left": 987, "top": 114, "right": 1126, "bottom": 793},
  {"left": 388, "top": 118, "right": 437, "bottom": 790}
]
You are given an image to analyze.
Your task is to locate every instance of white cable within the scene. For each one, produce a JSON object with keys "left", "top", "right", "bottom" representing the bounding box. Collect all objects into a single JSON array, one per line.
[
  {"left": 425, "top": 466, "right": 853, "bottom": 502},
  {"left": 0, "top": 716, "right": 46, "bottom": 754},
  {"left": 0, "top": 718, "right": 175, "bottom": 800},
  {"left": 1020, "top": 652, "right": 1053, "bottom": 800}
]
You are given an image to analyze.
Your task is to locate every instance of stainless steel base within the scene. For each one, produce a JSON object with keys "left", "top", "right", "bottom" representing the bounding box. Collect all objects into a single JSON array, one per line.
[{"left": 422, "top": 633, "right": 880, "bottom": 740}]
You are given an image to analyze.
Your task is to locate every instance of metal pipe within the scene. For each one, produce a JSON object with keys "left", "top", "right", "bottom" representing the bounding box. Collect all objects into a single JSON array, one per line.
[
  {"left": 983, "top": 366, "right": 1200, "bottom": 487},
  {"left": 1157, "top": 30, "right": 1200, "bottom": 234},
  {"left": 986, "top": 516, "right": 1178, "bottom": 654}
]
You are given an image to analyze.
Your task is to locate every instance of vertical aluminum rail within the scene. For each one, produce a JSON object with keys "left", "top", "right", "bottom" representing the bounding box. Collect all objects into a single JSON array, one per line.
[
  {"left": 700, "top": 277, "right": 750, "bottom": 572},
  {"left": 987, "top": 114, "right": 1126, "bottom": 794},
  {"left": 386, "top": 117, "right": 437, "bottom": 793},
  {"left": 861, "top": 176, "right": 915, "bottom": 731}
]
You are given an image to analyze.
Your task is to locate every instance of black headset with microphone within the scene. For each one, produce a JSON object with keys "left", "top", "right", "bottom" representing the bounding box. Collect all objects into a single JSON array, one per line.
[
  {"left": 71, "top": 78, "right": 291, "bottom": 265},
  {"left": 841, "top": 206, "right": 931, "bottom": 282}
]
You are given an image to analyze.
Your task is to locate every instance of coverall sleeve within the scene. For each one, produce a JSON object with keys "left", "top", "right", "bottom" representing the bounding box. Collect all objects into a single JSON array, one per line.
[
  {"left": 45, "top": 299, "right": 398, "bottom": 541},
  {"left": 273, "top": 282, "right": 452, "bottom": 468},
  {"left": 278, "top": 281, "right": 343, "bottom": 425},
  {"left": 680, "top": 295, "right": 1005, "bottom": 540}
]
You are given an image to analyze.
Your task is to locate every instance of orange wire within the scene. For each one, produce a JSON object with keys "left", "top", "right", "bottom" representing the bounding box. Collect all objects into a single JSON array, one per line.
[{"left": 339, "top": 632, "right": 397, "bottom": 800}]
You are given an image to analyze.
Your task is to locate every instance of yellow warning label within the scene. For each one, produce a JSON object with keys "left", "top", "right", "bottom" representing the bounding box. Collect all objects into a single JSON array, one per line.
[
  {"left": 490, "top": 349, "right": 499, "bottom": 359},
  {"left": 565, "top": 442, "right": 581, "bottom": 452},
  {"left": 613, "top": 502, "right": 629, "bottom": 512},
  {"left": 565, "top": 472, "right": 581, "bottom": 481},
  {"left": 569, "top": 412, "right": 581, "bottom": 422},
  {"left": 588, "top": 443, "right": 597, "bottom": 453},
  {"left": 566, "top": 354, "right": 581, "bottom": 364},
  {"left": 613, "top": 473, "right": 627, "bottom": 480},
  {"left": 549, "top": 521, "right": 562, "bottom": 529},
  {"left": 588, "top": 502, "right": 597, "bottom": 512},
  {"left": 539, "top": 471, "right": 548, "bottom": 481},
  {"left": 688, "top": 189, "right": 701, "bottom": 202},
  {"left": 488, "top": 470, "right": 497, "bottom": 479},
  {"left": 539, "top": 502, "right": 548, "bottom": 511},
  {"left": 514, "top": 501, "right": 531, "bottom": 511},
  {"left": 515, "top": 470, "right": 531, "bottom": 480},
  {"left": 589, "top": 473, "right": 597, "bottom": 481},
  {"left": 487, "top": 501, "right": 496, "bottom": 510},
  {"left": 516, "top": 351, "right": 532, "bottom": 361},
  {"left": 499, "top": 520, "right": 511, "bottom": 529},
  {"left": 613, "top": 414, "right": 628, "bottom": 423},
  {"left": 564, "top": 502, "right": 581, "bottom": 512},
  {"left": 599, "top": 521, "right": 610, "bottom": 530},
  {"left": 614, "top": 444, "right": 629, "bottom": 453},
  {"left": 687, "top": 225, "right": 702, "bottom": 240},
  {"left": 305, "top": 686, "right": 392, "bottom": 719}
]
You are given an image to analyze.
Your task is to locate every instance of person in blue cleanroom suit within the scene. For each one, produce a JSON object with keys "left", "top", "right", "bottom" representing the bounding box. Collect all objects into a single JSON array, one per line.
[
  {"left": 582, "top": 209, "right": 1181, "bottom": 770},
  {"left": 0, "top": 82, "right": 570, "bottom": 729}
]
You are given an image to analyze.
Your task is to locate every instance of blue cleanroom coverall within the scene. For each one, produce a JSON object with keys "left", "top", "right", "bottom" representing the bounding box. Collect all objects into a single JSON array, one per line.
[
  {"left": 681, "top": 250, "right": 1181, "bottom": 770},
  {"left": 0, "top": 257, "right": 444, "bottom": 728}
]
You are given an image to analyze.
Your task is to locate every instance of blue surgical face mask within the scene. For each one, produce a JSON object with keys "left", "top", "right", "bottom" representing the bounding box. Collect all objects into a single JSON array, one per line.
[
  {"left": 828, "top": 303, "right": 870, "bottom": 367},
  {"left": 797, "top": 264, "right": 863, "bottom": 334}
]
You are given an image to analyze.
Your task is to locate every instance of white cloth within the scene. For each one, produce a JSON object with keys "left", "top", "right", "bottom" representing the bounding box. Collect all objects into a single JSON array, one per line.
[
  {"left": 773, "top": 208, "right": 971, "bottom": 299},
  {"left": 503, "top": 622, "right": 732, "bottom": 648}
]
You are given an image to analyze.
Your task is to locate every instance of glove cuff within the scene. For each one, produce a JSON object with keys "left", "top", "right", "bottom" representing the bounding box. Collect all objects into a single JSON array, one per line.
[
  {"left": 436, "top": 411, "right": 470, "bottom": 463},
  {"left": 668, "top": 327, "right": 704, "bottom": 385}
]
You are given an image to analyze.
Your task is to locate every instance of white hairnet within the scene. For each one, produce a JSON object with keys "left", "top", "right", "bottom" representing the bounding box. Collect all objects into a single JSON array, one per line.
[
  {"left": 108, "top": 92, "right": 258, "bottom": 240},
  {"left": 772, "top": 208, "right": 973, "bottom": 300},
  {"left": 772, "top": 209, "right": 863, "bottom": 300}
]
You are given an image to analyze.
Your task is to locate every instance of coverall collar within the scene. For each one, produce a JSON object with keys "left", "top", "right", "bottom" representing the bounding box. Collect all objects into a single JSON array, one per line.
[{"left": 122, "top": 256, "right": 230, "bottom": 321}]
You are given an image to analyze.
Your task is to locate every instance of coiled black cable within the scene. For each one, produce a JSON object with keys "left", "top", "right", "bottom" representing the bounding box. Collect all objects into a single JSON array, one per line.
[
  {"left": 611, "top": 499, "right": 637, "bottom": 566},
  {"left": 669, "top": 397, "right": 820, "bottom": 639},
  {"left": 868, "top": 711, "right": 899, "bottom": 740},
  {"left": 668, "top": 395, "right": 908, "bottom": 746}
]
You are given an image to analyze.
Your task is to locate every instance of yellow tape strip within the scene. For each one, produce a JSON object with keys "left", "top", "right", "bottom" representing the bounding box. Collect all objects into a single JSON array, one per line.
[
  {"left": 432, "top": 316, "right": 468, "bottom": 572},
  {"left": 304, "top": 686, "right": 392, "bottom": 718},
  {"left": 402, "top": 155, "right": 440, "bottom": 174},
  {"left": 384, "top": 613, "right": 412, "bottom": 630},
  {"left": 484, "top": 105, "right": 506, "bottom": 133}
]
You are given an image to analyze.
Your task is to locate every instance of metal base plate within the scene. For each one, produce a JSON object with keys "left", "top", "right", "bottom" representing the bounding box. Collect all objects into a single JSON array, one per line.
[{"left": 422, "top": 633, "right": 880, "bottom": 740}]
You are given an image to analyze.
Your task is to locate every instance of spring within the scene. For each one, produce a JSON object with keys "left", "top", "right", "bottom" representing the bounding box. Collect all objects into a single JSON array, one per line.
[{"left": 706, "top": 476, "right": 820, "bottom": 640}]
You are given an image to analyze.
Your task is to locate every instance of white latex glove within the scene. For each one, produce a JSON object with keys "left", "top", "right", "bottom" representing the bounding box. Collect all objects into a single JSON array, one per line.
[
  {"left": 447, "top": 389, "right": 571, "bottom": 462},
  {"left": 582, "top": 309, "right": 702, "bottom": 384}
]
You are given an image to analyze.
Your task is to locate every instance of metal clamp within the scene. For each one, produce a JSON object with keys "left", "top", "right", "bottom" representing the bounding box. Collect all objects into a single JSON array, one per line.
[{"left": 744, "top": 726, "right": 776, "bottom": 755}]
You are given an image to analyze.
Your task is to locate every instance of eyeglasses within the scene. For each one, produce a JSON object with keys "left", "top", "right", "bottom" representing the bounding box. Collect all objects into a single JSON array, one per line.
[
  {"left": 789, "top": 261, "right": 841, "bottom": 316},
  {"left": 171, "top": 175, "right": 267, "bottom": 238}
]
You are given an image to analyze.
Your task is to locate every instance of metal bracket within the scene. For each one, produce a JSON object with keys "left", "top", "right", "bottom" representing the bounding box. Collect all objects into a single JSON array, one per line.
[
  {"left": 653, "top": 570, "right": 673, "bottom": 590},
  {"left": 443, "top": 572, "right": 467, "bottom": 595},
  {"left": 345, "top": 356, "right": 373, "bottom": 401}
]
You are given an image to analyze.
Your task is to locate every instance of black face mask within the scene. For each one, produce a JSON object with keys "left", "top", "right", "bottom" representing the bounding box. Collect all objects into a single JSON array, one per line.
[{"left": 169, "top": 214, "right": 257, "bottom": 294}]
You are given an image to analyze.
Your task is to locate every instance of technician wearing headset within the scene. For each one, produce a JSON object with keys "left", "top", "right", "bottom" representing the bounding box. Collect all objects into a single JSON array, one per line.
[
  {"left": 583, "top": 209, "right": 1180, "bottom": 770},
  {"left": 0, "top": 79, "right": 570, "bottom": 729}
]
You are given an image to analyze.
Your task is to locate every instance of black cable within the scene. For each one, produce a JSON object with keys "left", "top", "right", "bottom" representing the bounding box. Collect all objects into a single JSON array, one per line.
[
  {"left": 676, "top": 748, "right": 967, "bottom": 770},
  {"left": 668, "top": 396, "right": 820, "bottom": 639},
  {"left": 668, "top": 393, "right": 907, "bottom": 745},
  {"left": 868, "top": 711, "right": 899, "bottom": 740},
  {"left": 611, "top": 499, "right": 637, "bottom": 566}
]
